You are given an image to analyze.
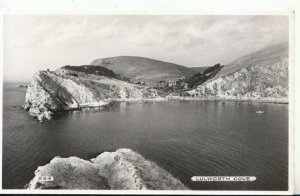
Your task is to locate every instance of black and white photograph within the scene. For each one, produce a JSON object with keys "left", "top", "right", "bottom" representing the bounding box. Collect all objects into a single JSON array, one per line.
[{"left": 1, "top": 1, "right": 297, "bottom": 194}]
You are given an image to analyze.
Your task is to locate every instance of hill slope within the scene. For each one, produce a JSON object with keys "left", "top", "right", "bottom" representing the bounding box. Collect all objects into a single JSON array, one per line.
[
  {"left": 90, "top": 56, "right": 196, "bottom": 82},
  {"left": 188, "top": 43, "right": 289, "bottom": 102}
]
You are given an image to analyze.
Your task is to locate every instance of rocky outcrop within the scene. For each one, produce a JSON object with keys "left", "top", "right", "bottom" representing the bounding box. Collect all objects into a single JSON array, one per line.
[
  {"left": 24, "top": 71, "right": 79, "bottom": 121},
  {"left": 188, "top": 43, "right": 289, "bottom": 103},
  {"left": 27, "top": 148, "right": 188, "bottom": 190},
  {"left": 24, "top": 68, "right": 156, "bottom": 122}
]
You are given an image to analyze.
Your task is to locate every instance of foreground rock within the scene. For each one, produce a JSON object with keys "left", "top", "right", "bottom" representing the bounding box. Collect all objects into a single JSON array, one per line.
[
  {"left": 27, "top": 148, "right": 188, "bottom": 190},
  {"left": 24, "top": 67, "right": 156, "bottom": 122}
]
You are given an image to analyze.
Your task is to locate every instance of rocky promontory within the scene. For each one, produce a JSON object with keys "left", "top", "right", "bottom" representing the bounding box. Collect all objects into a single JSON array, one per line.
[
  {"left": 23, "top": 66, "right": 155, "bottom": 122},
  {"left": 27, "top": 148, "right": 188, "bottom": 190}
]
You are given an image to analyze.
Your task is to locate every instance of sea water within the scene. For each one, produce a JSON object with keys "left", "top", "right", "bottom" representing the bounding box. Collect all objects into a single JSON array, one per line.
[{"left": 2, "top": 82, "right": 288, "bottom": 190}]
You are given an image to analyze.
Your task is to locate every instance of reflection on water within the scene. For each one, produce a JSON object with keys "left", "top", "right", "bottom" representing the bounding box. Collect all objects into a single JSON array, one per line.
[{"left": 2, "top": 83, "right": 288, "bottom": 190}]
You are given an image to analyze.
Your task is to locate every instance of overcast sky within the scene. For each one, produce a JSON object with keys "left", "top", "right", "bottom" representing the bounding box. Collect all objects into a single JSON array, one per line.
[{"left": 3, "top": 15, "right": 288, "bottom": 82}]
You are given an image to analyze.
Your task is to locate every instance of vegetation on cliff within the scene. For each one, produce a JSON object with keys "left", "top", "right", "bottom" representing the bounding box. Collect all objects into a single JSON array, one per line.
[
  {"left": 62, "top": 65, "right": 130, "bottom": 82},
  {"left": 185, "top": 63, "right": 224, "bottom": 89}
]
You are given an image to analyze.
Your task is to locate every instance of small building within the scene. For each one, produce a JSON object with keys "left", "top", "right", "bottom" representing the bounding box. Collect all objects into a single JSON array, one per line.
[{"left": 168, "top": 80, "right": 177, "bottom": 87}]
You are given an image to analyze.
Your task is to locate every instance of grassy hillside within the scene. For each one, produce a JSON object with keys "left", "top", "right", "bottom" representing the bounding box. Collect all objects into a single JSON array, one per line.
[{"left": 90, "top": 56, "right": 196, "bottom": 82}]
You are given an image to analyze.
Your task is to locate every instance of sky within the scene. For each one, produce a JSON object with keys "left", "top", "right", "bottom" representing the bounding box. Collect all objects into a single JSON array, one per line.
[{"left": 3, "top": 15, "right": 289, "bottom": 82}]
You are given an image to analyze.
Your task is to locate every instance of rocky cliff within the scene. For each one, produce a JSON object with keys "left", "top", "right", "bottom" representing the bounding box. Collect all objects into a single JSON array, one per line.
[
  {"left": 188, "top": 43, "right": 289, "bottom": 103},
  {"left": 24, "top": 67, "right": 154, "bottom": 122},
  {"left": 27, "top": 148, "right": 188, "bottom": 190}
]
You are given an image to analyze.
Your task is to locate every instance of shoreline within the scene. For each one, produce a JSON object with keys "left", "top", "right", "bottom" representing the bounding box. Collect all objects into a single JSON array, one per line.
[
  {"left": 112, "top": 97, "right": 288, "bottom": 105},
  {"left": 26, "top": 96, "right": 288, "bottom": 122},
  {"left": 178, "top": 97, "right": 288, "bottom": 104},
  {"left": 74, "top": 97, "right": 288, "bottom": 111}
]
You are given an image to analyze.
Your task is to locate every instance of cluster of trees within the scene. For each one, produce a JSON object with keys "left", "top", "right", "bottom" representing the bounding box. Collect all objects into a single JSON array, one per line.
[
  {"left": 64, "top": 65, "right": 118, "bottom": 78},
  {"left": 185, "top": 63, "right": 224, "bottom": 89},
  {"left": 63, "top": 65, "right": 130, "bottom": 82}
]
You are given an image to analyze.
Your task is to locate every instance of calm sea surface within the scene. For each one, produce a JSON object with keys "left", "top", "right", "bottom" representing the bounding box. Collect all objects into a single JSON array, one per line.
[{"left": 2, "top": 82, "right": 288, "bottom": 190}]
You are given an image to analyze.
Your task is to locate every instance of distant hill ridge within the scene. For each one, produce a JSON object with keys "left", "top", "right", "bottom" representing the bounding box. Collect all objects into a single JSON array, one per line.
[{"left": 90, "top": 56, "right": 196, "bottom": 82}]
